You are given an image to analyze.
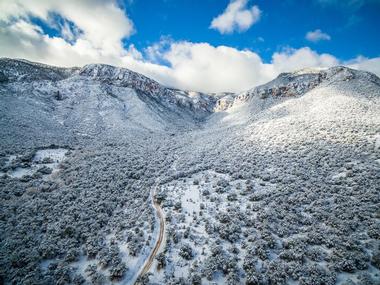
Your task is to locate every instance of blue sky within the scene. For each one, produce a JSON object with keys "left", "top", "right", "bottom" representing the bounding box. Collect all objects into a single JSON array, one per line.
[
  {"left": 126, "top": 0, "right": 380, "bottom": 62},
  {"left": 0, "top": 0, "right": 379, "bottom": 92}
]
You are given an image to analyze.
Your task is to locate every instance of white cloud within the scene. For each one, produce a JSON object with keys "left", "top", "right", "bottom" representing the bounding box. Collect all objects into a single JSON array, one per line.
[
  {"left": 8, "top": 20, "right": 43, "bottom": 39},
  {"left": 121, "top": 43, "right": 369, "bottom": 93},
  {"left": 210, "top": 0, "right": 261, "bottom": 34},
  {"left": 306, "top": 29, "right": 331, "bottom": 42},
  {"left": 346, "top": 56, "right": 380, "bottom": 76},
  {"left": 154, "top": 42, "right": 273, "bottom": 93},
  {"left": 0, "top": 1, "right": 379, "bottom": 94},
  {"left": 272, "top": 47, "right": 339, "bottom": 72},
  {"left": 60, "top": 20, "right": 81, "bottom": 43},
  {"left": 0, "top": 0, "right": 134, "bottom": 54}
]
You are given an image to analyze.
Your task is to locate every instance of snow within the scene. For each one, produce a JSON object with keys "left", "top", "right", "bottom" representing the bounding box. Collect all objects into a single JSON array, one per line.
[
  {"left": 1, "top": 148, "right": 68, "bottom": 178},
  {"left": 152, "top": 170, "right": 255, "bottom": 284},
  {"left": 121, "top": 219, "right": 159, "bottom": 284},
  {"left": 1, "top": 59, "right": 380, "bottom": 285},
  {"left": 374, "top": 134, "right": 380, "bottom": 151},
  {"left": 10, "top": 167, "right": 34, "bottom": 178},
  {"left": 33, "top": 148, "right": 68, "bottom": 163}
]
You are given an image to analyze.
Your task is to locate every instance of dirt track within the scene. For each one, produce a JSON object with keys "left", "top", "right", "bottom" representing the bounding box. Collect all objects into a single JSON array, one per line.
[
  {"left": 134, "top": 188, "right": 165, "bottom": 283},
  {"left": 134, "top": 155, "right": 178, "bottom": 284}
]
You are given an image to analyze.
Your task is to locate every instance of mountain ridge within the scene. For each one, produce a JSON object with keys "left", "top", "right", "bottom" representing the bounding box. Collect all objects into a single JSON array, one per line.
[
  {"left": 1, "top": 57, "right": 379, "bottom": 115},
  {"left": 1, "top": 57, "right": 379, "bottom": 153}
]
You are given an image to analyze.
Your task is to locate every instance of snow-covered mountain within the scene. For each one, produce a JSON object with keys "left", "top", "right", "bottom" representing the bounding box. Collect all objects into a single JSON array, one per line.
[
  {"left": 0, "top": 58, "right": 221, "bottom": 152},
  {"left": 3, "top": 58, "right": 378, "bottom": 145},
  {"left": 1, "top": 58, "right": 379, "bottom": 285},
  {"left": 209, "top": 65, "right": 380, "bottom": 126},
  {"left": 230, "top": 65, "right": 379, "bottom": 108},
  {"left": 0, "top": 58, "right": 217, "bottom": 118}
]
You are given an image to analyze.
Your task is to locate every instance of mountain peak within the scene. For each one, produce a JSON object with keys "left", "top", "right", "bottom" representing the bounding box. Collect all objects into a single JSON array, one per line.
[{"left": 232, "top": 65, "right": 380, "bottom": 105}]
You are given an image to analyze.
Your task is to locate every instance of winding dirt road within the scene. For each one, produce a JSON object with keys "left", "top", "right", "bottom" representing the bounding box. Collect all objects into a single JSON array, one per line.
[
  {"left": 134, "top": 154, "right": 178, "bottom": 284},
  {"left": 134, "top": 187, "right": 165, "bottom": 283}
]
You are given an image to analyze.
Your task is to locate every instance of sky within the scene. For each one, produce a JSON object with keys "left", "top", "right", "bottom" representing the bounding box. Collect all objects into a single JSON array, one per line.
[{"left": 0, "top": 0, "right": 379, "bottom": 93}]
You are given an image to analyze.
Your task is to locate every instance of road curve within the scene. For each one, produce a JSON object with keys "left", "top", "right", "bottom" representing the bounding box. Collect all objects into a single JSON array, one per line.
[
  {"left": 134, "top": 154, "right": 178, "bottom": 284},
  {"left": 134, "top": 187, "right": 165, "bottom": 283}
]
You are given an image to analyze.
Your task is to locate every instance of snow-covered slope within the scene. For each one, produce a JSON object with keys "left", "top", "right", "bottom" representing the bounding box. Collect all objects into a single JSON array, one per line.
[
  {"left": 3, "top": 59, "right": 377, "bottom": 143},
  {"left": 0, "top": 58, "right": 76, "bottom": 82},
  {"left": 77, "top": 64, "right": 215, "bottom": 118},
  {"left": 0, "top": 59, "right": 218, "bottom": 152},
  {"left": 209, "top": 65, "right": 380, "bottom": 126},
  {"left": 1, "top": 59, "right": 380, "bottom": 285},
  {"left": 151, "top": 66, "right": 380, "bottom": 285}
]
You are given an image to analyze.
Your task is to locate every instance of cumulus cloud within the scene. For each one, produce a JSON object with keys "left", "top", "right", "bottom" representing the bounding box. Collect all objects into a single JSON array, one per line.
[
  {"left": 143, "top": 43, "right": 339, "bottom": 93},
  {"left": 0, "top": 0, "right": 379, "bottom": 93},
  {"left": 272, "top": 47, "right": 339, "bottom": 72},
  {"left": 346, "top": 56, "right": 380, "bottom": 76},
  {"left": 210, "top": 0, "right": 261, "bottom": 34},
  {"left": 0, "top": 0, "right": 134, "bottom": 54},
  {"left": 306, "top": 29, "right": 331, "bottom": 42},
  {"left": 124, "top": 43, "right": 378, "bottom": 93},
  {"left": 153, "top": 42, "right": 273, "bottom": 93}
]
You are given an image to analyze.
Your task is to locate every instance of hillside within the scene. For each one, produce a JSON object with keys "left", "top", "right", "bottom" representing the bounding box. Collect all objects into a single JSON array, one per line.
[
  {"left": 0, "top": 59, "right": 379, "bottom": 285},
  {"left": 0, "top": 59, "right": 218, "bottom": 153}
]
